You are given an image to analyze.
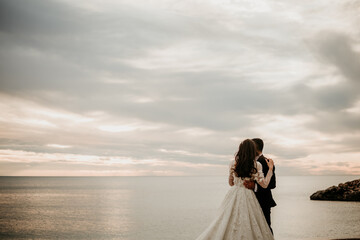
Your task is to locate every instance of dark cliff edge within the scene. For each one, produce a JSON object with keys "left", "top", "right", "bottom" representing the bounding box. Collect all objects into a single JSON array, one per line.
[{"left": 310, "top": 179, "right": 360, "bottom": 201}]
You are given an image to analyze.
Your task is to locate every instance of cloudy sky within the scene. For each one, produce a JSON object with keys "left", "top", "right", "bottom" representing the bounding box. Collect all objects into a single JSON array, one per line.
[{"left": 0, "top": 0, "right": 359, "bottom": 176}]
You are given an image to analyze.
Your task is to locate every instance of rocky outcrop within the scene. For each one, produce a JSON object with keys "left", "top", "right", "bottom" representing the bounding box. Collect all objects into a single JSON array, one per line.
[{"left": 310, "top": 179, "right": 360, "bottom": 201}]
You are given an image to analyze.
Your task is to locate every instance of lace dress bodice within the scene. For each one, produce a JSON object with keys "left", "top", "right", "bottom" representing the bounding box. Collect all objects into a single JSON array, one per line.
[
  {"left": 232, "top": 176, "right": 252, "bottom": 188},
  {"left": 229, "top": 160, "right": 273, "bottom": 189}
]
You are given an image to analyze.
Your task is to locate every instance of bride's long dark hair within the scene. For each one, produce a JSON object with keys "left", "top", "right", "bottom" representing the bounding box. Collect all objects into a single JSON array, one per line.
[{"left": 233, "top": 139, "right": 257, "bottom": 179}]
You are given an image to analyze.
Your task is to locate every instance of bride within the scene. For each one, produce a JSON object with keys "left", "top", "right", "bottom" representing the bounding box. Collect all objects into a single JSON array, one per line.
[{"left": 195, "top": 139, "right": 275, "bottom": 240}]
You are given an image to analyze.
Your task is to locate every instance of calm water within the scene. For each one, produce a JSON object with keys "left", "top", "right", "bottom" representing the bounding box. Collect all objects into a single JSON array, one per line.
[{"left": 0, "top": 176, "right": 359, "bottom": 240}]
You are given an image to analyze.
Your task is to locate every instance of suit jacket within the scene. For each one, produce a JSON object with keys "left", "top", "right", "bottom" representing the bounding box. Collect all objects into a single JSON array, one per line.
[{"left": 255, "top": 154, "right": 277, "bottom": 209}]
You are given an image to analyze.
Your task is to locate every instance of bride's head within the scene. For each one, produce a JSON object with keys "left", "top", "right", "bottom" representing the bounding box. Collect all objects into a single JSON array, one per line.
[{"left": 233, "top": 139, "right": 258, "bottom": 179}]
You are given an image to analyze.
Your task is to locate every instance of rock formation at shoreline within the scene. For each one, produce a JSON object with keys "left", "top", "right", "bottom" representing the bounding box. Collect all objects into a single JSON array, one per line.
[{"left": 310, "top": 179, "right": 360, "bottom": 201}]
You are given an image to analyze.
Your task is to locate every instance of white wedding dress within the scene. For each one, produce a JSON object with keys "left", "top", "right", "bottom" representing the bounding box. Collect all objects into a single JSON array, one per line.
[{"left": 195, "top": 160, "right": 275, "bottom": 240}]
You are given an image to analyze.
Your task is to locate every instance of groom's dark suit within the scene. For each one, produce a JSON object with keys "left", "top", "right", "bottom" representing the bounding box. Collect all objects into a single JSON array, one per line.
[{"left": 255, "top": 154, "right": 276, "bottom": 233}]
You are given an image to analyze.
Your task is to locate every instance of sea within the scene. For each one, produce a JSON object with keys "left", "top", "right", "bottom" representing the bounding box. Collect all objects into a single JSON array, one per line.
[{"left": 0, "top": 176, "right": 359, "bottom": 240}]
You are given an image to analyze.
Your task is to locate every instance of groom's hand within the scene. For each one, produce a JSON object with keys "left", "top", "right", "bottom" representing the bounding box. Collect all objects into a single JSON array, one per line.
[{"left": 243, "top": 180, "right": 255, "bottom": 190}]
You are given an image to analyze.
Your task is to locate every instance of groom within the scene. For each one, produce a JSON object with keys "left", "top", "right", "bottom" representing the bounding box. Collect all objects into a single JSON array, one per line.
[{"left": 244, "top": 138, "right": 276, "bottom": 233}]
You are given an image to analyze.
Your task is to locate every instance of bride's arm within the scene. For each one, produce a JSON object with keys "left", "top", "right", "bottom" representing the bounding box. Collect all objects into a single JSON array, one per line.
[
  {"left": 228, "top": 160, "right": 234, "bottom": 186},
  {"left": 255, "top": 162, "right": 273, "bottom": 189}
]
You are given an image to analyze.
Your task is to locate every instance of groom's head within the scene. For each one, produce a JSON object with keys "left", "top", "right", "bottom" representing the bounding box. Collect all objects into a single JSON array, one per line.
[{"left": 252, "top": 138, "right": 264, "bottom": 155}]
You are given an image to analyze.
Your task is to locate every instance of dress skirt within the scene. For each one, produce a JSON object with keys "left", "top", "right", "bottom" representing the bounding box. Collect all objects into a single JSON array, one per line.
[{"left": 195, "top": 185, "right": 274, "bottom": 240}]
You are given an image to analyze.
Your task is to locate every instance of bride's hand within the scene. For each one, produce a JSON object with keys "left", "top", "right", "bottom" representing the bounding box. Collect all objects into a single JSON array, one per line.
[{"left": 265, "top": 158, "right": 274, "bottom": 171}]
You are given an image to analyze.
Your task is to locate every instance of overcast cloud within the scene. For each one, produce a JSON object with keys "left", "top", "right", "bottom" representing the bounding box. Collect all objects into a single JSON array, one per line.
[{"left": 0, "top": 0, "right": 359, "bottom": 176}]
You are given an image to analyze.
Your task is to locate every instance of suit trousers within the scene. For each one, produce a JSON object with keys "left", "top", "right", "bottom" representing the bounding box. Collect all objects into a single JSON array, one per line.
[{"left": 261, "top": 206, "right": 273, "bottom": 234}]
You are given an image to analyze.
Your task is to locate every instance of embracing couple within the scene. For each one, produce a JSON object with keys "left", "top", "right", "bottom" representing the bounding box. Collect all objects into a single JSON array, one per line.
[{"left": 196, "top": 138, "right": 276, "bottom": 240}]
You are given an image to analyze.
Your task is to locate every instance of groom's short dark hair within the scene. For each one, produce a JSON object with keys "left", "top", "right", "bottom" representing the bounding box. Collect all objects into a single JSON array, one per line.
[{"left": 252, "top": 138, "right": 264, "bottom": 152}]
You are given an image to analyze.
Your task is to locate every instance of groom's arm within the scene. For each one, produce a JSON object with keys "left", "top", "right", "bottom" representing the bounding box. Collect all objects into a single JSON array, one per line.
[
  {"left": 268, "top": 165, "right": 276, "bottom": 189},
  {"left": 262, "top": 156, "right": 276, "bottom": 189},
  {"left": 243, "top": 180, "right": 255, "bottom": 190}
]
